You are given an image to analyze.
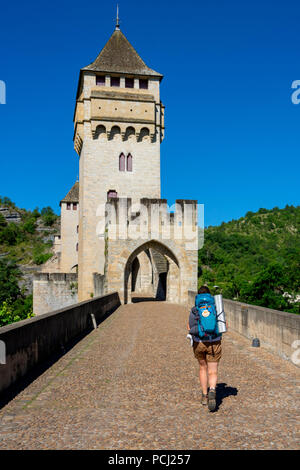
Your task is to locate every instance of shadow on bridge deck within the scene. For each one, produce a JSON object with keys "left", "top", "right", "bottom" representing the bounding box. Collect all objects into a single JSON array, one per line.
[{"left": 131, "top": 296, "right": 159, "bottom": 303}]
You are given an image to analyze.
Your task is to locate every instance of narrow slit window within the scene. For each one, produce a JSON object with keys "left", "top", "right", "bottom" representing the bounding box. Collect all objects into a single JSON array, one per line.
[
  {"left": 127, "top": 153, "right": 133, "bottom": 172},
  {"left": 119, "top": 153, "right": 125, "bottom": 171}
]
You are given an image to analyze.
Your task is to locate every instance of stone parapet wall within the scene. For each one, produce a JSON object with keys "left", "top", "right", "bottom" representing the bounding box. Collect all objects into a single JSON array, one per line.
[
  {"left": 188, "top": 291, "right": 300, "bottom": 365},
  {"left": 0, "top": 292, "right": 121, "bottom": 395},
  {"left": 93, "top": 273, "right": 105, "bottom": 297},
  {"left": 33, "top": 273, "right": 78, "bottom": 315}
]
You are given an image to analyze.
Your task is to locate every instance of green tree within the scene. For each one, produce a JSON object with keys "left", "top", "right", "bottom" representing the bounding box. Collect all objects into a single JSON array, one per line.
[
  {"left": 0, "top": 297, "right": 34, "bottom": 327},
  {"left": 22, "top": 217, "right": 36, "bottom": 234},
  {"left": 0, "top": 258, "right": 22, "bottom": 304},
  {"left": 0, "top": 213, "right": 7, "bottom": 228},
  {"left": 0, "top": 223, "right": 24, "bottom": 245},
  {"left": 0, "top": 196, "right": 16, "bottom": 208},
  {"left": 198, "top": 205, "right": 300, "bottom": 313},
  {"left": 41, "top": 206, "right": 57, "bottom": 226}
]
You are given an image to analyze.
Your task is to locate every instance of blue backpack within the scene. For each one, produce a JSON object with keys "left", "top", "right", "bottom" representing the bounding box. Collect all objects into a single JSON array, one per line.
[{"left": 195, "top": 293, "right": 220, "bottom": 340}]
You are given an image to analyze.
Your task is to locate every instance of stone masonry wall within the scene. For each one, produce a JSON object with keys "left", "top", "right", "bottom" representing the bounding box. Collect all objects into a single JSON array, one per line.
[
  {"left": 78, "top": 135, "right": 161, "bottom": 301},
  {"left": 0, "top": 292, "right": 121, "bottom": 395},
  {"left": 105, "top": 199, "right": 198, "bottom": 304},
  {"left": 33, "top": 273, "right": 78, "bottom": 315},
  {"left": 60, "top": 202, "right": 79, "bottom": 272}
]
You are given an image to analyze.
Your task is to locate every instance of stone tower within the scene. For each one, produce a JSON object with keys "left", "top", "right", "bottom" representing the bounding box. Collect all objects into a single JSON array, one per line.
[
  {"left": 33, "top": 22, "right": 198, "bottom": 315},
  {"left": 73, "top": 26, "right": 165, "bottom": 301}
]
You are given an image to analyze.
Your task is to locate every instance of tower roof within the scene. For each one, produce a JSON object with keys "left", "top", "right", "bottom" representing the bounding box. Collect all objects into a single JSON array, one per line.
[
  {"left": 82, "top": 29, "right": 163, "bottom": 78},
  {"left": 60, "top": 181, "right": 79, "bottom": 205}
]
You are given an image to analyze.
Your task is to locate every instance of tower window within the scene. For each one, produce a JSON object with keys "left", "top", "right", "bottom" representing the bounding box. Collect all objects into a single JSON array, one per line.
[
  {"left": 111, "top": 77, "right": 120, "bottom": 87},
  {"left": 127, "top": 153, "right": 133, "bottom": 172},
  {"left": 125, "top": 77, "right": 134, "bottom": 88},
  {"left": 67, "top": 203, "right": 71, "bottom": 210},
  {"left": 96, "top": 75, "right": 105, "bottom": 86},
  {"left": 139, "top": 79, "right": 148, "bottom": 89},
  {"left": 76, "top": 243, "right": 78, "bottom": 252},
  {"left": 73, "top": 203, "right": 77, "bottom": 210},
  {"left": 119, "top": 153, "right": 125, "bottom": 171},
  {"left": 107, "top": 190, "right": 118, "bottom": 199}
]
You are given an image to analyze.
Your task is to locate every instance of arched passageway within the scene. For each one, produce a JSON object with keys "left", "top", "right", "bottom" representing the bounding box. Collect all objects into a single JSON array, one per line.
[{"left": 124, "top": 240, "right": 180, "bottom": 304}]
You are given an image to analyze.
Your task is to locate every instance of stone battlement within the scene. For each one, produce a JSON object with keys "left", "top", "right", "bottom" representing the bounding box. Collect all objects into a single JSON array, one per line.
[
  {"left": 103, "top": 197, "right": 198, "bottom": 245},
  {"left": 34, "top": 273, "right": 78, "bottom": 283}
]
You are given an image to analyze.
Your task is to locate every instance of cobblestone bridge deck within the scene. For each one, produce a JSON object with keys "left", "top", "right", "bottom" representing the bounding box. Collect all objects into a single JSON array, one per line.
[{"left": 0, "top": 302, "right": 299, "bottom": 449}]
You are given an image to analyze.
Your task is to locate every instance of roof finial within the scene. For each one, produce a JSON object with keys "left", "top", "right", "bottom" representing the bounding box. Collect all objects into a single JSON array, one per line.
[{"left": 116, "top": 4, "right": 120, "bottom": 30}]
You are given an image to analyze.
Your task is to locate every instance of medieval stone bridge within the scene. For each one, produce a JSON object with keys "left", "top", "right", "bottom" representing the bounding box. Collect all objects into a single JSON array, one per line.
[{"left": 0, "top": 298, "right": 299, "bottom": 450}]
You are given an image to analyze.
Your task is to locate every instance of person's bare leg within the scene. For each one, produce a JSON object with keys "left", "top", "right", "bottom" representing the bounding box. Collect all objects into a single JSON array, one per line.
[
  {"left": 207, "top": 361, "right": 218, "bottom": 411},
  {"left": 199, "top": 359, "right": 208, "bottom": 395},
  {"left": 207, "top": 361, "right": 218, "bottom": 389}
]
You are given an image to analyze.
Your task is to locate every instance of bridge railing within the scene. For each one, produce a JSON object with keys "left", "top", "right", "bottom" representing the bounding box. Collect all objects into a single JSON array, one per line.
[
  {"left": 0, "top": 292, "right": 121, "bottom": 395},
  {"left": 188, "top": 291, "right": 300, "bottom": 365}
]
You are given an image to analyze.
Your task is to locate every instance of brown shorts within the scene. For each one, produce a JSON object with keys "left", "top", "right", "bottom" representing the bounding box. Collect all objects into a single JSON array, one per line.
[{"left": 193, "top": 340, "right": 222, "bottom": 363}]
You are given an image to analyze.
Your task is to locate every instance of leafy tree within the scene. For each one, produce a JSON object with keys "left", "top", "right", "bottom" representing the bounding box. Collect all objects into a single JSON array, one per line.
[
  {"left": 0, "top": 223, "right": 24, "bottom": 245},
  {"left": 41, "top": 206, "right": 57, "bottom": 226},
  {"left": 0, "top": 297, "right": 33, "bottom": 327},
  {"left": 0, "top": 258, "right": 22, "bottom": 304},
  {"left": 0, "top": 196, "right": 16, "bottom": 208},
  {"left": 198, "top": 205, "right": 300, "bottom": 314},
  {"left": 0, "top": 213, "right": 7, "bottom": 228},
  {"left": 32, "top": 207, "right": 40, "bottom": 219},
  {"left": 22, "top": 218, "right": 36, "bottom": 234}
]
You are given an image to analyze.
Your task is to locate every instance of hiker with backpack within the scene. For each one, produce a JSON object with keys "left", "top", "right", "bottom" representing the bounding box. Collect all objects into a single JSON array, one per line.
[{"left": 188, "top": 286, "right": 226, "bottom": 412}]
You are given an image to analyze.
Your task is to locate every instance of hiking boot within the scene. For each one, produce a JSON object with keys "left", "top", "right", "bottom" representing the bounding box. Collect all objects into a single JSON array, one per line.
[
  {"left": 208, "top": 388, "right": 216, "bottom": 411},
  {"left": 201, "top": 392, "right": 208, "bottom": 406}
]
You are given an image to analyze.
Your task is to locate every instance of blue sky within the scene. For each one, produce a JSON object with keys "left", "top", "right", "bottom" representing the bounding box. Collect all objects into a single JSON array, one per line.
[{"left": 0, "top": 0, "right": 299, "bottom": 227}]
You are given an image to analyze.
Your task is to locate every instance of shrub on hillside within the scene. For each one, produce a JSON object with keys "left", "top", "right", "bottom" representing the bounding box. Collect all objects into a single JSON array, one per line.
[
  {"left": 0, "top": 214, "right": 7, "bottom": 228},
  {"left": 32, "top": 244, "right": 53, "bottom": 265},
  {"left": 0, "top": 196, "right": 16, "bottom": 209},
  {"left": 0, "top": 296, "right": 34, "bottom": 327},
  {"left": 0, "top": 258, "right": 22, "bottom": 304},
  {"left": 41, "top": 207, "right": 57, "bottom": 227},
  {"left": 22, "top": 218, "right": 36, "bottom": 234},
  {"left": 0, "top": 223, "right": 24, "bottom": 245}
]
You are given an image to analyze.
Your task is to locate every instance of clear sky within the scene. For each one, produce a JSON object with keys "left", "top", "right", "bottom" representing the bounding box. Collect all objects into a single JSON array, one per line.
[{"left": 0, "top": 0, "right": 299, "bottom": 227}]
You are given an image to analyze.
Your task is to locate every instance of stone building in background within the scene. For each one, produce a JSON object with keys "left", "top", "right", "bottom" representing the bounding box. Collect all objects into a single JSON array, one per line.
[{"left": 33, "top": 22, "right": 198, "bottom": 315}]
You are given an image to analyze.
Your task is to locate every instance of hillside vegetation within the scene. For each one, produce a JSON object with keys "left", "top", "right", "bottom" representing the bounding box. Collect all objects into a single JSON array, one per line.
[
  {"left": 0, "top": 196, "right": 59, "bottom": 326},
  {"left": 199, "top": 205, "right": 300, "bottom": 313}
]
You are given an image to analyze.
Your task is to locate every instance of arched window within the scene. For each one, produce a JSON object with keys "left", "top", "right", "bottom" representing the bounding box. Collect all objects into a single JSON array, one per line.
[
  {"left": 127, "top": 153, "right": 133, "bottom": 172},
  {"left": 107, "top": 190, "right": 118, "bottom": 199},
  {"left": 94, "top": 124, "right": 106, "bottom": 140},
  {"left": 110, "top": 126, "right": 121, "bottom": 140},
  {"left": 119, "top": 153, "right": 125, "bottom": 171}
]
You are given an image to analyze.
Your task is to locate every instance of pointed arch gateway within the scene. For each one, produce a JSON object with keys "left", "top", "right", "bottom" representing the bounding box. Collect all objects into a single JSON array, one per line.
[{"left": 123, "top": 240, "right": 180, "bottom": 304}]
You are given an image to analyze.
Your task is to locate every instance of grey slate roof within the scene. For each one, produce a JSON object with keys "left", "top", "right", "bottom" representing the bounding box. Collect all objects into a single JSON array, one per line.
[
  {"left": 82, "top": 29, "right": 163, "bottom": 78},
  {"left": 60, "top": 182, "right": 79, "bottom": 205}
]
